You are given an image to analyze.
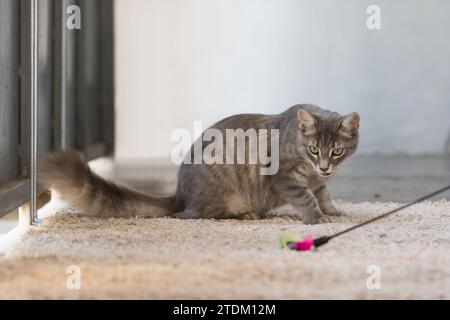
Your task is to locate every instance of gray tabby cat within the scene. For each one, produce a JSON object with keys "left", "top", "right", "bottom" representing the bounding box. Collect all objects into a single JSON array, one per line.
[{"left": 40, "top": 104, "right": 359, "bottom": 224}]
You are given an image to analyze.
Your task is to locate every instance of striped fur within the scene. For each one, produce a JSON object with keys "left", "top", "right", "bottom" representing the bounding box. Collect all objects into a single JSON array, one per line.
[{"left": 39, "top": 104, "right": 359, "bottom": 224}]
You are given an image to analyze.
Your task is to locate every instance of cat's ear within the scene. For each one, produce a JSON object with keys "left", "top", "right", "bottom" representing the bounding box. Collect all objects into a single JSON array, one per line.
[
  {"left": 297, "top": 109, "right": 317, "bottom": 136},
  {"left": 339, "top": 112, "right": 360, "bottom": 138}
]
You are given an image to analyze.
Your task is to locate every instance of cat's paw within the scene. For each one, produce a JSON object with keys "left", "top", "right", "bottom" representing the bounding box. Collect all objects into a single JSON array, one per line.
[
  {"left": 303, "top": 215, "right": 332, "bottom": 225},
  {"left": 323, "top": 208, "right": 344, "bottom": 216},
  {"left": 172, "top": 210, "right": 198, "bottom": 219},
  {"left": 237, "top": 212, "right": 259, "bottom": 220},
  {"left": 315, "top": 215, "right": 333, "bottom": 224}
]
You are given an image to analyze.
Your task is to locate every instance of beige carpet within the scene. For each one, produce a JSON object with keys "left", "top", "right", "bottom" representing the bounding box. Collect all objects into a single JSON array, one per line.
[{"left": 1, "top": 200, "right": 450, "bottom": 299}]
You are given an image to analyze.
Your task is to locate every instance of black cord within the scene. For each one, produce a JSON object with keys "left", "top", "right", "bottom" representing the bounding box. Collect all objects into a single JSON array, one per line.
[{"left": 313, "top": 184, "right": 450, "bottom": 248}]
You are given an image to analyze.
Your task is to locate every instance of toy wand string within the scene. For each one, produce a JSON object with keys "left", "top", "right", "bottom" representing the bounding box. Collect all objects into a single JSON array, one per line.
[{"left": 283, "top": 184, "right": 450, "bottom": 251}]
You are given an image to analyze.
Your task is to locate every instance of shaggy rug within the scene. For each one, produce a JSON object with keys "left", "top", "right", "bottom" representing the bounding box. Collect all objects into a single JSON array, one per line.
[{"left": 1, "top": 200, "right": 450, "bottom": 299}]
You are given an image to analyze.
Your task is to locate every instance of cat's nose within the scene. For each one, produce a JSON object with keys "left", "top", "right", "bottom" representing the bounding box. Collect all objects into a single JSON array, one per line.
[{"left": 319, "top": 167, "right": 329, "bottom": 173}]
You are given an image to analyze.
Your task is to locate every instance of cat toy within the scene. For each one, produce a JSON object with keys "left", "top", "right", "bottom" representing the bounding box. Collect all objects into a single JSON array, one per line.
[{"left": 279, "top": 184, "right": 450, "bottom": 252}]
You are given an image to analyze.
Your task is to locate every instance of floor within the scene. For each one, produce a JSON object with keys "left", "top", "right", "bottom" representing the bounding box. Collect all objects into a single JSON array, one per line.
[
  {"left": 0, "top": 212, "right": 17, "bottom": 237},
  {"left": 1, "top": 155, "right": 450, "bottom": 299},
  {"left": 329, "top": 154, "right": 450, "bottom": 202}
]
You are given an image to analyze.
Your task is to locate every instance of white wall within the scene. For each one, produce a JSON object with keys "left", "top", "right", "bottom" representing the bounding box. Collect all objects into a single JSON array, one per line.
[{"left": 115, "top": 0, "right": 450, "bottom": 161}]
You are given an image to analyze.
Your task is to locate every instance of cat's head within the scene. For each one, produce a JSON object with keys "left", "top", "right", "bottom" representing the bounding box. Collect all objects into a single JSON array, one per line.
[{"left": 297, "top": 108, "right": 359, "bottom": 178}]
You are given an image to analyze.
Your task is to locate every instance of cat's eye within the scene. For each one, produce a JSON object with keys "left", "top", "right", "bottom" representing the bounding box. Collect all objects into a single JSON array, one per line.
[
  {"left": 332, "top": 148, "right": 344, "bottom": 156},
  {"left": 308, "top": 145, "right": 320, "bottom": 155}
]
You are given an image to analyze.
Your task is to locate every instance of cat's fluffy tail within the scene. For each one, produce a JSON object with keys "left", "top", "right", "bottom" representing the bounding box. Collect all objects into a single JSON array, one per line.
[{"left": 39, "top": 150, "right": 175, "bottom": 218}]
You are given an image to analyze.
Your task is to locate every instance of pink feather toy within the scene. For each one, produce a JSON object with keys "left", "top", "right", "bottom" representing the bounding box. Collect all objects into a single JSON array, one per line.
[{"left": 279, "top": 184, "right": 450, "bottom": 252}]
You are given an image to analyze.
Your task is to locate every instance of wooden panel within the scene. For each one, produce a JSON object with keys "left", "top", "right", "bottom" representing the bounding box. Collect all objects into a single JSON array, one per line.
[
  {"left": 55, "top": 0, "right": 115, "bottom": 155},
  {"left": 77, "top": 0, "right": 101, "bottom": 149},
  {"left": 0, "top": 0, "right": 20, "bottom": 185},
  {"left": 0, "top": 177, "right": 48, "bottom": 218},
  {"left": 37, "top": 0, "right": 54, "bottom": 153},
  {"left": 65, "top": 0, "right": 79, "bottom": 149},
  {"left": 53, "top": 0, "right": 79, "bottom": 149},
  {"left": 0, "top": 178, "right": 29, "bottom": 218},
  {"left": 98, "top": 0, "right": 115, "bottom": 153},
  {"left": 20, "top": 0, "right": 32, "bottom": 177},
  {"left": 1, "top": 0, "right": 115, "bottom": 217}
]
